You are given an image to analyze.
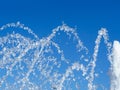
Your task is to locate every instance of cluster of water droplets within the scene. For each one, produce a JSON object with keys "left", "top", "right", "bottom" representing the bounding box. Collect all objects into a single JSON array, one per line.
[{"left": 0, "top": 22, "right": 114, "bottom": 90}]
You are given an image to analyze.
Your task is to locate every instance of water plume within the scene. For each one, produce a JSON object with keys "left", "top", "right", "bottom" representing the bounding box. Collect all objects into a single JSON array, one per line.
[
  {"left": 111, "top": 41, "right": 120, "bottom": 90},
  {"left": 0, "top": 22, "right": 119, "bottom": 90}
]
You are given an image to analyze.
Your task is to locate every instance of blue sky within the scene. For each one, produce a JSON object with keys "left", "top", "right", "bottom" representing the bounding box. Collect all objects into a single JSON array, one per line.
[
  {"left": 0, "top": 0, "right": 120, "bottom": 90},
  {"left": 0, "top": 0, "right": 120, "bottom": 54},
  {"left": 0, "top": 0, "right": 120, "bottom": 39}
]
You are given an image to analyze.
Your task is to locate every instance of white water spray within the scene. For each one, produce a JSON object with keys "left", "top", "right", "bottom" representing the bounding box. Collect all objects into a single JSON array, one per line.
[
  {"left": 0, "top": 22, "right": 119, "bottom": 90},
  {"left": 111, "top": 41, "right": 120, "bottom": 90},
  {"left": 87, "top": 28, "right": 112, "bottom": 90}
]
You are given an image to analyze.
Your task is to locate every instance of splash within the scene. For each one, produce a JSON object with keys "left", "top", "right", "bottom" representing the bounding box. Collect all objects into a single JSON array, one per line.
[
  {"left": 0, "top": 22, "right": 119, "bottom": 90},
  {"left": 111, "top": 41, "right": 120, "bottom": 90}
]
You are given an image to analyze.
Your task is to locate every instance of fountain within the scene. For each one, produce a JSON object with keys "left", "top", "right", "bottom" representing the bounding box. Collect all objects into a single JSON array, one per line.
[{"left": 0, "top": 22, "right": 119, "bottom": 90}]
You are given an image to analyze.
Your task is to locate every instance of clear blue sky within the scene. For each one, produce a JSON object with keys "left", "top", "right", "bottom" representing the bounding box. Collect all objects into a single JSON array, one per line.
[
  {"left": 0, "top": 0, "right": 120, "bottom": 90},
  {"left": 0, "top": 0, "right": 120, "bottom": 40}
]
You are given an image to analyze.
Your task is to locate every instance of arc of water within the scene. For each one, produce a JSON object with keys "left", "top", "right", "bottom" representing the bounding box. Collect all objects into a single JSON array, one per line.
[
  {"left": 47, "top": 23, "right": 88, "bottom": 53},
  {"left": 58, "top": 62, "right": 86, "bottom": 90},
  {"left": 0, "top": 22, "right": 39, "bottom": 39},
  {"left": 88, "top": 28, "right": 112, "bottom": 90}
]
